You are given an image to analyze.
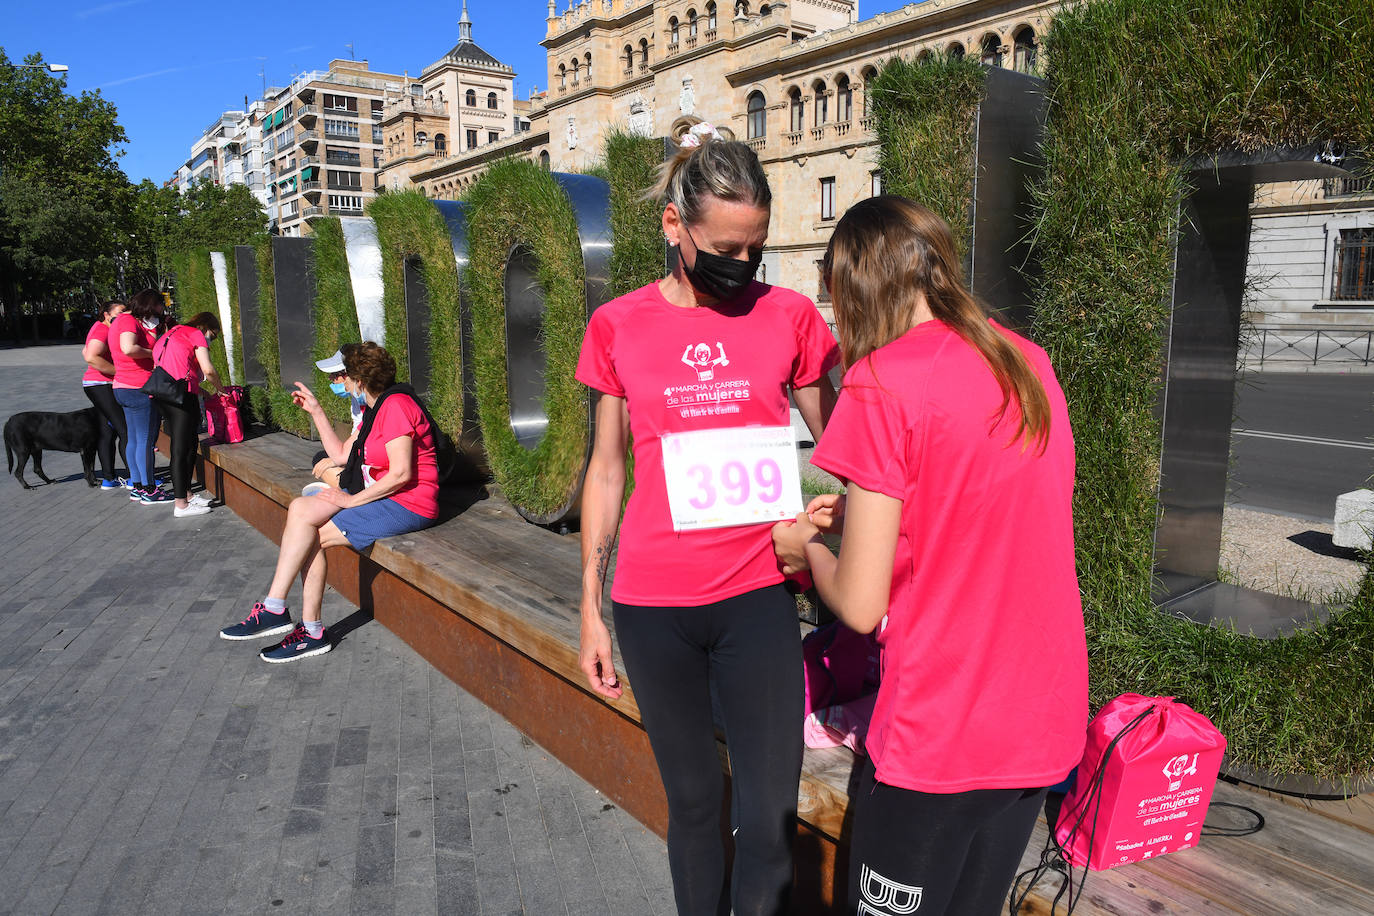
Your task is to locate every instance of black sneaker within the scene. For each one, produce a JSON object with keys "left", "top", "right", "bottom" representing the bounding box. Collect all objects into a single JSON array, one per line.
[
  {"left": 260, "top": 625, "right": 332, "bottom": 663},
  {"left": 219, "top": 603, "right": 295, "bottom": 641}
]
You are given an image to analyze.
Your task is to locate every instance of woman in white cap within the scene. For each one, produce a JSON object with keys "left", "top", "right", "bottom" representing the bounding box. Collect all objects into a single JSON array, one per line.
[{"left": 302, "top": 344, "right": 367, "bottom": 495}]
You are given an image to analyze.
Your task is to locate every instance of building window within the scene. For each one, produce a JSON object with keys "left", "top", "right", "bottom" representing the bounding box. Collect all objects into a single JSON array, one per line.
[
  {"left": 465, "top": 89, "right": 477, "bottom": 107},
  {"left": 746, "top": 91, "right": 766, "bottom": 139},
  {"left": 820, "top": 177, "right": 835, "bottom": 221},
  {"left": 871, "top": 170, "right": 882, "bottom": 196},
  {"left": 489, "top": 130, "right": 500, "bottom": 144},
  {"left": 639, "top": 38, "right": 650, "bottom": 66},
  {"left": 813, "top": 81, "right": 828, "bottom": 126},
  {"left": 372, "top": 125, "right": 383, "bottom": 144},
  {"left": 815, "top": 259, "right": 830, "bottom": 302},
  {"left": 539, "top": 150, "right": 551, "bottom": 170},
  {"left": 979, "top": 33, "right": 1003, "bottom": 67},
  {"left": 559, "top": 64, "right": 567, "bottom": 89},
  {"left": 861, "top": 66, "right": 878, "bottom": 116},
  {"left": 328, "top": 193, "right": 364, "bottom": 212},
  {"left": 1013, "top": 27, "right": 1037, "bottom": 73},
  {"left": 466, "top": 129, "right": 478, "bottom": 149},
  {"left": 1333, "top": 227, "right": 1374, "bottom": 300},
  {"left": 324, "top": 119, "right": 359, "bottom": 140},
  {"left": 760, "top": 3, "right": 771, "bottom": 15},
  {"left": 416, "top": 131, "right": 428, "bottom": 148},
  {"left": 327, "top": 148, "right": 361, "bottom": 166},
  {"left": 488, "top": 91, "right": 498, "bottom": 109},
  {"left": 328, "top": 169, "right": 361, "bottom": 189},
  {"left": 707, "top": 2, "right": 717, "bottom": 30},
  {"left": 323, "top": 94, "right": 357, "bottom": 113},
  {"left": 435, "top": 134, "right": 446, "bottom": 153},
  {"left": 669, "top": 17, "right": 679, "bottom": 44},
  {"left": 789, "top": 88, "right": 803, "bottom": 132},
  {"left": 624, "top": 44, "right": 634, "bottom": 71},
  {"left": 836, "top": 74, "right": 852, "bottom": 122},
  {"left": 371, "top": 99, "right": 384, "bottom": 118},
  {"left": 688, "top": 10, "right": 698, "bottom": 38},
  {"left": 948, "top": 41, "right": 965, "bottom": 59},
  {"left": 410, "top": 83, "right": 423, "bottom": 97}
]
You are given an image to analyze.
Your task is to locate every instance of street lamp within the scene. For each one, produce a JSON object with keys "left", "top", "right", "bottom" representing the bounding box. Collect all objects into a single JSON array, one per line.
[{"left": 13, "top": 63, "right": 69, "bottom": 73}]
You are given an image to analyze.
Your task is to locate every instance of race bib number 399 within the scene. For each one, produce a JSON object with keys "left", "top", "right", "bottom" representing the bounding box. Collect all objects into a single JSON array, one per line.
[{"left": 661, "top": 425, "right": 803, "bottom": 531}]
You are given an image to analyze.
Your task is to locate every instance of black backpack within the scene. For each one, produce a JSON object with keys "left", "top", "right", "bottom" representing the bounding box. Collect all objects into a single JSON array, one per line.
[{"left": 339, "top": 384, "right": 460, "bottom": 494}]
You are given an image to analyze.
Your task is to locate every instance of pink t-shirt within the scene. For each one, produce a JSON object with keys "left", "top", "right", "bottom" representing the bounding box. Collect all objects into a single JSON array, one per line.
[
  {"left": 364, "top": 393, "right": 440, "bottom": 519},
  {"left": 82, "top": 321, "right": 114, "bottom": 384},
  {"left": 155, "top": 325, "right": 209, "bottom": 394},
  {"left": 576, "top": 280, "right": 840, "bottom": 606},
  {"left": 110, "top": 313, "right": 157, "bottom": 389},
  {"left": 812, "top": 319, "right": 1087, "bottom": 793}
]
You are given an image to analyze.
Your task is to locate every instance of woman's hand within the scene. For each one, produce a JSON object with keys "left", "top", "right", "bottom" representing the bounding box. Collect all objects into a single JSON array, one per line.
[
  {"left": 805, "top": 492, "right": 847, "bottom": 535},
  {"left": 312, "top": 456, "right": 337, "bottom": 479},
  {"left": 311, "top": 486, "right": 351, "bottom": 508},
  {"left": 773, "top": 512, "right": 822, "bottom": 575},
  {"left": 579, "top": 615, "right": 622, "bottom": 699},
  {"left": 291, "top": 382, "right": 322, "bottom": 417}
]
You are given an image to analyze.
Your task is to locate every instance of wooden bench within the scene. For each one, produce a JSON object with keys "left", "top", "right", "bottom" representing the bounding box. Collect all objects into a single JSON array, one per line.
[{"left": 194, "top": 431, "right": 1374, "bottom": 915}]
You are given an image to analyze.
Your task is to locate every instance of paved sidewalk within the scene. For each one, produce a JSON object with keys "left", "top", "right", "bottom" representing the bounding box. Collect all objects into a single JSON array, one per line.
[{"left": 0, "top": 345, "right": 674, "bottom": 916}]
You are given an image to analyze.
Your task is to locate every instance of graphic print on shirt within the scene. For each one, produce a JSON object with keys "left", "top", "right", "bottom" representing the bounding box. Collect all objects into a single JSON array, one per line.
[
  {"left": 665, "top": 340, "right": 752, "bottom": 420},
  {"left": 856, "top": 864, "right": 923, "bottom": 914}
]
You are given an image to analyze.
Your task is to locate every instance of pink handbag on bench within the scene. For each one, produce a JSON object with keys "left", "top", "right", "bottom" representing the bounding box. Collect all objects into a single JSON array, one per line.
[{"left": 205, "top": 386, "right": 246, "bottom": 444}]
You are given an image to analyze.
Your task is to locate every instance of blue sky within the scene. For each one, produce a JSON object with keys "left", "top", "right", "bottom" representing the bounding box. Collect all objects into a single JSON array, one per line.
[{"left": 8, "top": 0, "right": 914, "bottom": 186}]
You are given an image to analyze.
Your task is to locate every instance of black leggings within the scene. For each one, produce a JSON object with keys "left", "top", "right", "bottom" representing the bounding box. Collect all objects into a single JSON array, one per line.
[
  {"left": 161, "top": 389, "right": 201, "bottom": 500},
  {"left": 83, "top": 383, "right": 127, "bottom": 480},
  {"left": 613, "top": 584, "right": 803, "bottom": 916},
  {"left": 849, "top": 758, "right": 1048, "bottom": 916}
]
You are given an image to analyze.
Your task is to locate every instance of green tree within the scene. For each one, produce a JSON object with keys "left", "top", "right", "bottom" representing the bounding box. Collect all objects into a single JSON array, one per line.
[
  {"left": 0, "top": 48, "right": 129, "bottom": 314},
  {"left": 177, "top": 179, "right": 267, "bottom": 250}
]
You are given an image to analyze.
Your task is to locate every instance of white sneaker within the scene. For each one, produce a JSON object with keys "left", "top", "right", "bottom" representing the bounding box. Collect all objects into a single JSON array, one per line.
[
  {"left": 189, "top": 493, "right": 214, "bottom": 507},
  {"left": 301, "top": 481, "right": 329, "bottom": 497},
  {"left": 174, "top": 504, "right": 211, "bottom": 518}
]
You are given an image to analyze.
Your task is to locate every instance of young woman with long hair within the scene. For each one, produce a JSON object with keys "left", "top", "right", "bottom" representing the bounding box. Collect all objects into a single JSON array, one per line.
[
  {"left": 153, "top": 310, "right": 225, "bottom": 517},
  {"left": 576, "top": 122, "right": 839, "bottom": 915},
  {"left": 111, "top": 289, "right": 170, "bottom": 503},
  {"left": 772, "top": 196, "right": 1087, "bottom": 916},
  {"left": 81, "top": 299, "right": 129, "bottom": 489}
]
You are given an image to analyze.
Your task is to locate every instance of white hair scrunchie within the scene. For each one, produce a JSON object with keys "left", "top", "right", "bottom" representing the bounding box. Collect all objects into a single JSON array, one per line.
[{"left": 678, "top": 122, "right": 724, "bottom": 149}]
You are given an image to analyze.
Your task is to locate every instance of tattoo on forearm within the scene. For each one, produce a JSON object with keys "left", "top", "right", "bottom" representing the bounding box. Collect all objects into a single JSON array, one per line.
[{"left": 593, "top": 535, "right": 614, "bottom": 584}]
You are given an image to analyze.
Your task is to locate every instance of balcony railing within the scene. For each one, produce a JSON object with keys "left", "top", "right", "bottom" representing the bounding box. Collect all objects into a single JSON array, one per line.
[
  {"left": 328, "top": 182, "right": 364, "bottom": 192},
  {"left": 297, "top": 104, "right": 320, "bottom": 118},
  {"left": 297, "top": 130, "right": 321, "bottom": 144},
  {"left": 861, "top": 115, "right": 876, "bottom": 132},
  {"left": 303, "top": 206, "right": 323, "bottom": 218},
  {"left": 704, "top": 28, "right": 717, "bottom": 41},
  {"left": 301, "top": 180, "right": 322, "bottom": 192},
  {"left": 1324, "top": 177, "right": 1372, "bottom": 198},
  {"left": 784, "top": 130, "right": 803, "bottom": 147},
  {"left": 331, "top": 205, "right": 365, "bottom": 215},
  {"left": 299, "top": 155, "right": 320, "bottom": 167},
  {"left": 810, "top": 125, "right": 827, "bottom": 141},
  {"left": 325, "top": 128, "right": 361, "bottom": 141},
  {"left": 746, "top": 136, "right": 765, "bottom": 151},
  {"left": 834, "top": 121, "right": 851, "bottom": 138}
]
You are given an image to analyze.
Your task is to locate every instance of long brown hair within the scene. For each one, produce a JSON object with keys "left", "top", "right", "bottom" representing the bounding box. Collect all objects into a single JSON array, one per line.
[{"left": 822, "top": 195, "right": 1050, "bottom": 450}]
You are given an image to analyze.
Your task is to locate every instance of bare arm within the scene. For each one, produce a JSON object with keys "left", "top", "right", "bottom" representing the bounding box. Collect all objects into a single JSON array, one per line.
[
  {"left": 333, "top": 434, "right": 413, "bottom": 508},
  {"left": 793, "top": 374, "right": 837, "bottom": 441},
  {"left": 119, "top": 330, "right": 152, "bottom": 359},
  {"left": 772, "top": 482, "right": 900, "bottom": 634},
  {"left": 194, "top": 346, "right": 225, "bottom": 394},
  {"left": 291, "top": 382, "right": 350, "bottom": 463},
  {"left": 579, "top": 394, "right": 630, "bottom": 699},
  {"left": 83, "top": 338, "right": 116, "bottom": 376}
]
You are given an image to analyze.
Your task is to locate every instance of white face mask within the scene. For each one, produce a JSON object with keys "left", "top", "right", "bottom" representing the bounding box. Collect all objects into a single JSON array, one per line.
[{"left": 141, "top": 317, "right": 160, "bottom": 331}]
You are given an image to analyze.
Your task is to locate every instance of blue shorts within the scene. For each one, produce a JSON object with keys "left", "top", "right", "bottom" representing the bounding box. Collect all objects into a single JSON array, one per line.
[{"left": 330, "top": 498, "right": 435, "bottom": 550}]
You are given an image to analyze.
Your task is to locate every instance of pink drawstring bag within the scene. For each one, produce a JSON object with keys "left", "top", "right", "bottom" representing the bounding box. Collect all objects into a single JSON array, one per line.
[
  {"left": 802, "top": 621, "right": 880, "bottom": 753},
  {"left": 1055, "top": 694, "right": 1226, "bottom": 870},
  {"left": 205, "top": 386, "right": 246, "bottom": 444}
]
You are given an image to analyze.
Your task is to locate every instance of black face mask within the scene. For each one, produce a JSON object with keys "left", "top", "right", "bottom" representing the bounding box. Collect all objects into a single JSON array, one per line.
[{"left": 681, "top": 225, "right": 762, "bottom": 302}]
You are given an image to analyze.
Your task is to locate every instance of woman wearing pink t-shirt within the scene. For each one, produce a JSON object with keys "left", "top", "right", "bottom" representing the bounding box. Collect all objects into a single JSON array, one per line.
[
  {"left": 153, "top": 311, "right": 225, "bottom": 517},
  {"left": 111, "top": 289, "right": 170, "bottom": 502},
  {"left": 218, "top": 342, "right": 439, "bottom": 664},
  {"left": 772, "top": 197, "right": 1088, "bottom": 916},
  {"left": 81, "top": 299, "right": 129, "bottom": 488},
  {"left": 576, "top": 124, "right": 839, "bottom": 916}
]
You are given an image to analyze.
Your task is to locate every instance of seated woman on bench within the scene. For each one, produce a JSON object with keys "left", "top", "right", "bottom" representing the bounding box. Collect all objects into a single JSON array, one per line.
[{"left": 218, "top": 341, "right": 440, "bottom": 663}]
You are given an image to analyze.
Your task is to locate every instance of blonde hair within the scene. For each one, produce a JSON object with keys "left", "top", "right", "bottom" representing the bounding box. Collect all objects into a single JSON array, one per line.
[
  {"left": 822, "top": 195, "right": 1050, "bottom": 451},
  {"left": 644, "top": 122, "right": 771, "bottom": 223}
]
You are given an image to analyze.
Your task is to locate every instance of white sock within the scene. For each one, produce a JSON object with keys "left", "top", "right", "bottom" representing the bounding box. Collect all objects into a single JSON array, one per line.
[
  {"left": 263, "top": 597, "right": 287, "bottom": 614},
  {"left": 304, "top": 620, "right": 324, "bottom": 639}
]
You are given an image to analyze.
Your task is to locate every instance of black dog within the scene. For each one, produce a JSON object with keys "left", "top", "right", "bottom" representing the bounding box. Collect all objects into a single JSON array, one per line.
[{"left": 4, "top": 407, "right": 101, "bottom": 489}]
